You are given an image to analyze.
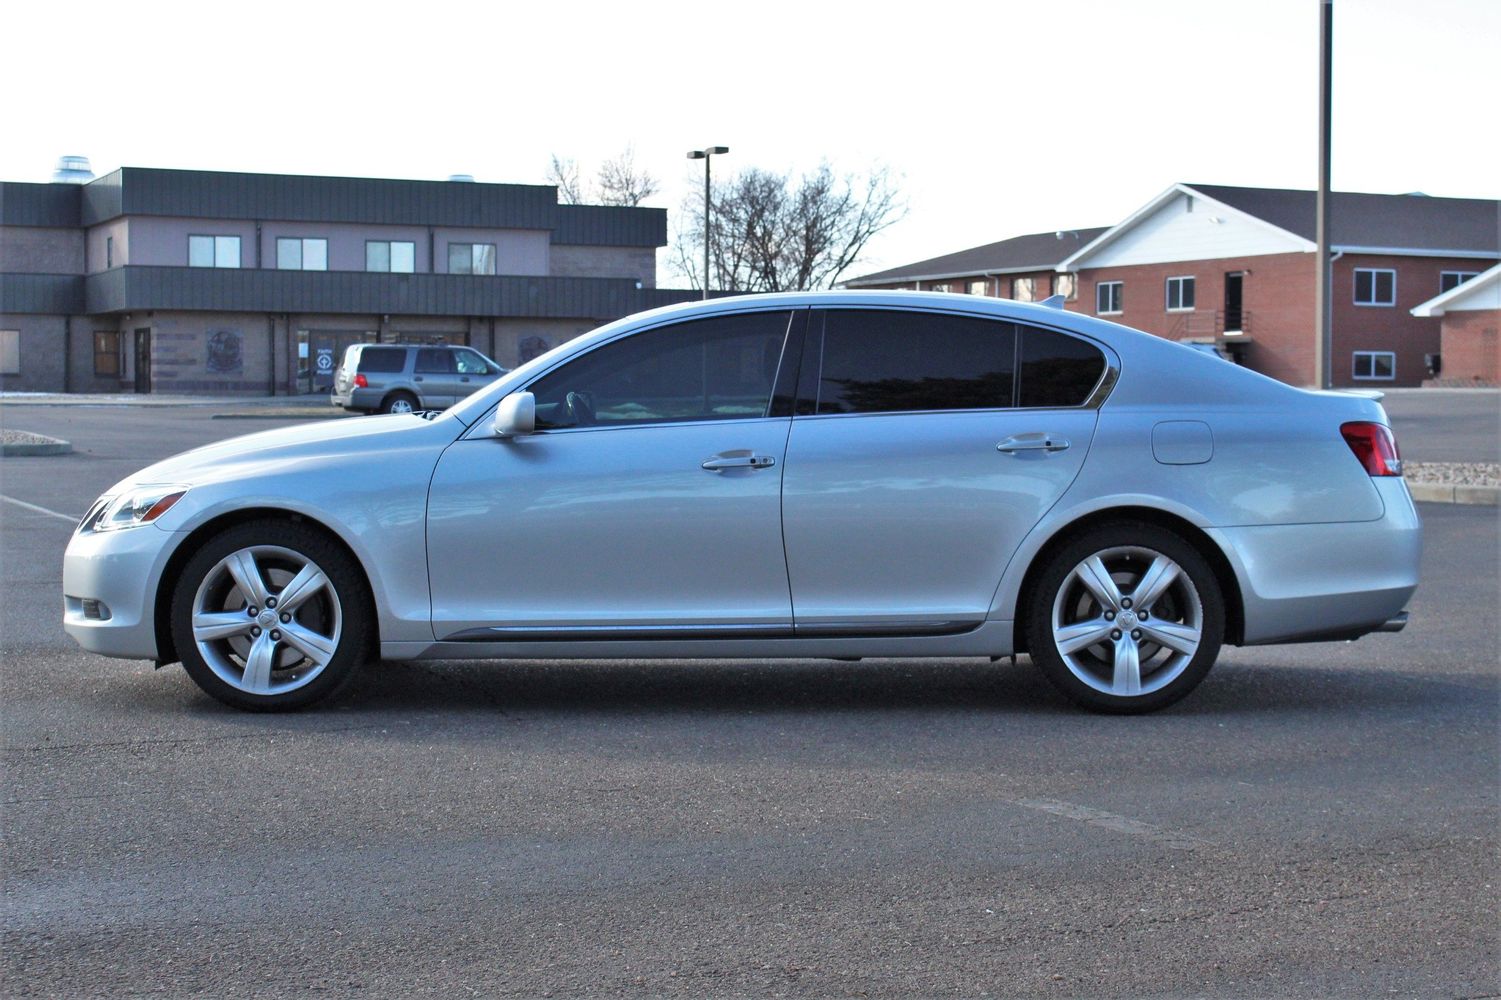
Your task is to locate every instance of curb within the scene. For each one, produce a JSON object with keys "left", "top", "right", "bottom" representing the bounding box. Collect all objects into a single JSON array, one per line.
[
  {"left": 1408, "top": 482, "right": 1499, "bottom": 506},
  {"left": 1, "top": 437, "right": 73, "bottom": 457},
  {"left": 211, "top": 412, "right": 350, "bottom": 421}
]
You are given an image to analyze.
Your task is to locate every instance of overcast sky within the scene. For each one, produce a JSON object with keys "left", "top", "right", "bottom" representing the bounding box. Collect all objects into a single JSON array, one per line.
[{"left": 6, "top": 0, "right": 1498, "bottom": 283}]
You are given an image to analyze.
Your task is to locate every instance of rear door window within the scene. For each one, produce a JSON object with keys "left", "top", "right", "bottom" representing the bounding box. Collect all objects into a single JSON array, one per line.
[
  {"left": 813, "top": 309, "right": 1016, "bottom": 414},
  {"left": 453, "top": 348, "right": 492, "bottom": 374},
  {"left": 357, "top": 347, "right": 407, "bottom": 373},
  {"left": 415, "top": 349, "right": 455, "bottom": 374}
]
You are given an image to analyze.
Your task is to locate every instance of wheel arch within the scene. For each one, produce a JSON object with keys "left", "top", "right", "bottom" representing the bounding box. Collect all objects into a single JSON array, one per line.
[
  {"left": 153, "top": 507, "right": 377, "bottom": 665},
  {"left": 1004, "top": 504, "right": 1245, "bottom": 653}
]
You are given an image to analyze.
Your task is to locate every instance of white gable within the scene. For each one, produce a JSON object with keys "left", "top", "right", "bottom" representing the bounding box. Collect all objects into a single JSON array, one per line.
[
  {"left": 1411, "top": 263, "right": 1501, "bottom": 316},
  {"left": 1441, "top": 275, "right": 1501, "bottom": 312},
  {"left": 1072, "top": 190, "right": 1312, "bottom": 269}
]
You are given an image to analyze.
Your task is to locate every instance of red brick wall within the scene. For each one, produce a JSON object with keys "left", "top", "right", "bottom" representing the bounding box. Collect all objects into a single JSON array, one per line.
[
  {"left": 1067, "top": 253, "right": 1316, "bottom": 385},
  {"left": 1439, "top": 310, "right": 1500, "bottom": 385},
  {"left": 1330, "top": 254, "right": 1487, "bottom": 387}
]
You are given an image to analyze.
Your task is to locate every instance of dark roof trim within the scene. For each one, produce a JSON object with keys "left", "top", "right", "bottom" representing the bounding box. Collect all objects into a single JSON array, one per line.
[
  {"left": 554, "top": 204, "right": 668, "bottom": 248},
  {"left": 1, "top": 182, "right": 82, "bottom": 228},
  {"left": 83, "top": 266, "right": 698, "bottom": 319},
  {"left": 0, "top": 273, "right": 85, "bottom": 314}
]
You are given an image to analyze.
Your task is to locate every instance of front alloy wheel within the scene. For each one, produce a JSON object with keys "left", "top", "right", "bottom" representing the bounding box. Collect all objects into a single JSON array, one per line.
[
  {"left": 171, "top": 520, "right": 372, "bottom": 710},
  {"left": 1028, "top": 523, "right": 1224, "bottom": 713}
]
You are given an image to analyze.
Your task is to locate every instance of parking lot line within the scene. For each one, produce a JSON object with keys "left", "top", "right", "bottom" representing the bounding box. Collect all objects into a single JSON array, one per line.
[{"left": 0, "top": 494, "right": 80, "bottom": 523}]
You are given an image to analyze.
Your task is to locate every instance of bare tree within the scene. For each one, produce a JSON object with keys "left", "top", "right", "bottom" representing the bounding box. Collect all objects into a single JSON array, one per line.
[
  {"left": 596, "top": 146, "right": 659, "bottom": 207},
  {"left": 546, "top": 154, "right": 587, "bottom": 205},
  {"left": 670, "top": 163, "right": 904, "bottom": 292}
]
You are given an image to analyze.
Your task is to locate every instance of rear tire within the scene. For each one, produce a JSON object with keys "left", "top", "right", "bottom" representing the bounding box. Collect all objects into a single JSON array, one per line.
[
  {"left": 382, "top": 391, "right": 418, "bottom": 414},
  {"left": 1026, "top": 521, "right": 1225, "bottom": 714},
  {"left": 170, "top": 519, "right": 374, "bottom": 711}
]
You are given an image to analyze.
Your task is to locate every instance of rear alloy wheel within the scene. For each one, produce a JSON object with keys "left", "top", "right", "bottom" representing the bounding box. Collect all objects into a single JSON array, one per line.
[
  {"left": 171, "top": 520, "right": 373, "bottom": 710},
  {"left": 383, "top": 391, "right": 418, "bottom": 415},
  {"left": 1027, "top": 522, "right": 1225, "bottom": 713}
]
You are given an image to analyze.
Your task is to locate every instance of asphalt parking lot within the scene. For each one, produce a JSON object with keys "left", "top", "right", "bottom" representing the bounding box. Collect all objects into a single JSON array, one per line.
[{"left": 2, "top": 402, "right": 1498, "bottom": 998}]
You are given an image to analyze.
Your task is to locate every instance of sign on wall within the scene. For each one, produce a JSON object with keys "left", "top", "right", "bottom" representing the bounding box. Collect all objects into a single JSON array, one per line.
[
  {"left": 315, "top": 345, "right": 335, "bottom": 378},
  {"left": 206, "top": 330, "right": 243, "bottom": 373}
]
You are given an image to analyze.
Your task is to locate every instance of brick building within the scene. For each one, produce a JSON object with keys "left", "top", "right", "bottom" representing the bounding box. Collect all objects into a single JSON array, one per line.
[
  {"left": 1411, "top": 262, "right": 1501, "bottom": 386},
  {"left": 0, "top": 167, "right": 699, "bottom": 394},
  {"left": 846, "top": 183, "right": 1500, "bottom": 388}
]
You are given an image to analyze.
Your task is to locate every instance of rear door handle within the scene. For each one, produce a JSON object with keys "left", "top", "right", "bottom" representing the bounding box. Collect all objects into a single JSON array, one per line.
[
  {"left": 997, "top": 433, "right": 1070, "bottom": 453},
  {"left": 702, "top": 454, "right": 777, "bottom": 471}
]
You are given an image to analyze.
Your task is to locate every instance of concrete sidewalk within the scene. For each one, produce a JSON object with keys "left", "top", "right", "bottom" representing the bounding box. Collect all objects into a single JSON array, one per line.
[{"left": 0, "top": 392, "right": 331, "bottom": 408}]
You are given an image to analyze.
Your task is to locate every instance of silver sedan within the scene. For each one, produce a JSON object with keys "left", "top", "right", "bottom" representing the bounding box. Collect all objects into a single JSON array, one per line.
[{"left": 62, "top": 292, "right": 1420, "bottom": 713}]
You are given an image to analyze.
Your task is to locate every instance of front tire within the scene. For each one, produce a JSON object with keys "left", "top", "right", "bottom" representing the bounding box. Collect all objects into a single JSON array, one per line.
[
  {"left": 170, "top": 520, "right": 374, "bottom": 711},
  {"left": 1026, "top": 522, "right": 1225, "bottom": 714}
]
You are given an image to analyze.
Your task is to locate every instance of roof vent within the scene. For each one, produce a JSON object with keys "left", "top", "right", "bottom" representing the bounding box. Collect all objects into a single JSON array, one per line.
[
  {"left": 1403, "top": 191, "right": 1430, "bottom": 197},
  {"left": 51, "top": 155, "right": 94, "bottom": 184},
  {"left": 447, "top": 173, "right": 476, "bottom": 183}
]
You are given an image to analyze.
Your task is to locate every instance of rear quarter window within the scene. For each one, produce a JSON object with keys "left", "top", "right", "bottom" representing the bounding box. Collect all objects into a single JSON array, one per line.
[
  {"left": 358, "top": 347, "right": 407, "bottom": 373},
  {"left": 1017, "top": 326, "right": 1106, "bottom": 408}
]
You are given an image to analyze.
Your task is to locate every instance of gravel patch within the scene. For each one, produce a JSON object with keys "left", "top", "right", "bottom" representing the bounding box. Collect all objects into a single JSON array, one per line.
[
  {"left": 0, "top": 429, "right": 73, "bottom": 456},
  {"left": 1405, "top": 461, "right": 1501, "bottom": 487}
]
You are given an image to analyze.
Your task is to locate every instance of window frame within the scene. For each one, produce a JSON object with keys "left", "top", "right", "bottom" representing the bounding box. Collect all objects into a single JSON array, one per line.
[
  {"left": 0, "top": 329, "right": 19, "bottom": 375},
  {"left": 967, "top": 279, "right": 988, "bottom": 296},
  {"left": 1053, "top": 274, "right": 1078, "bottom": 302},
  {"left": 1439, "top": 270, "right": 1479, "bottom": 294},
  {"left": 1010, "top": 277, "right": 1036, "bottom": 303},
  {"left": 106, "top": 236, "right": 114, "bottom": 269},
  {"left": 1096, "top": 281, "right": 1123, "bottom": 315},
  {"left": 276, "top": 236, "right": 328, "bottom": 271},
  {"left": 366, "top": 240, "right": 417, "bottom": 273},
  {"left": 188, "top": 234, "right": 241, "bottom": 269},
  {"left": 1353, "top": 268, "right": 1396, "bottom": 307},
  {"left": 1352, "top": 350, "right": 1396, "bottom": 381},
  {"left": 1165, "top": 275, "right": 1196, "bottom": 312},
  {"left": 447, "top": 242, "right": 497, "bottom": 276},
  {"left": 93, "top": 331, "right": 121, "bottom": 377}
]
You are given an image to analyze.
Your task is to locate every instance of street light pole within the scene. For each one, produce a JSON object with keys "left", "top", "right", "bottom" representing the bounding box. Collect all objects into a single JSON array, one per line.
[
  {"left": 687, "top": 146, "right": 729, "bottom": 299},
  {"left": 1314, "top": 0, "right": 1334, "bottom": 389}
]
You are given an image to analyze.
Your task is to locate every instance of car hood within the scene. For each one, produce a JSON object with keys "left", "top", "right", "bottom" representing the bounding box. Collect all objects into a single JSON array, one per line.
[{"left": 104, "top": 413, "right": 460, "bottom": 495}]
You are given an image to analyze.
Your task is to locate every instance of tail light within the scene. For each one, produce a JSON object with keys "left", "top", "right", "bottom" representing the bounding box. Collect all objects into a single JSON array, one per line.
[
  {"left": 353, "top": 374, "right": 368, "bottom": 388},
  {"left": 1341, "top": 421, "right": 1402, "bottom": 476}
]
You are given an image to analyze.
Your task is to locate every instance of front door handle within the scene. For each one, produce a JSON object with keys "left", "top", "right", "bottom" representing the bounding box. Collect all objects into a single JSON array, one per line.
[
  {"left": 702, "top": 454, "right": 777, "bottom": 471},
  {"left": 997, "top": 433, "right": 1071, "bottom": 454}
]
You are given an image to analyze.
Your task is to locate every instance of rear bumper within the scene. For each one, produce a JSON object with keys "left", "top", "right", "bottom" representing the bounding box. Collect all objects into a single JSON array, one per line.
[
  {"left": 1210, "top": 477, "right": 1421, "bottom": 645},
  {"left": 330, "top": 387, "right": 382, "bottom": 411}
]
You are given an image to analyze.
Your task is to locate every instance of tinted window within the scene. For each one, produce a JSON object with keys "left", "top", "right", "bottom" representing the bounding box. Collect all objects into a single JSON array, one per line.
[
  {"left": 416, "top": 349, "right": 455, "bottom": 374},
  {"left": 530, "top": 311, "right": 792, "bottom": 428},
  {"left": 1017, "top": 326, "right": 1106, "bottom": 407},
  {"left": 816, "top": 310, "right": 1015, "bottom": 414},
  {"left": 357, "top": 347, "right": 406, "bottom": 373}
]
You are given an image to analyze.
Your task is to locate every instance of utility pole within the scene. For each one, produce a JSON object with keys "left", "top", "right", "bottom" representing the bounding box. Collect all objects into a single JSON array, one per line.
[{"left": 1314, "top": 0, "right": 1334, "bottom": 388}]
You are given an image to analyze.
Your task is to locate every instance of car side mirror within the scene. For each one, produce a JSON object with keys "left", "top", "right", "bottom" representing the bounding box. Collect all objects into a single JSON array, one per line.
[{"left": 493, "top": 392, "right": 535, "bottom": 437}]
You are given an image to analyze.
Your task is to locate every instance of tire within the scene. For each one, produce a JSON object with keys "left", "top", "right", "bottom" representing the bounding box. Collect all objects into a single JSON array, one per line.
[
  {"left": 382, "top": 391, "right": 418, "bottom": 415},
  {"left": 170, "top": 519, "right": 374, "bottom": 711},
  {"left": 1026, "top": 521, "right": 1225, "bottom": 714}
]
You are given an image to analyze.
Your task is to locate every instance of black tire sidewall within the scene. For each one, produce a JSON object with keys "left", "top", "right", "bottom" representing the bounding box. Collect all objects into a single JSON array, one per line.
[
  {"left": 170, "top": 519, "right": 373, "bottom": 711},
  {"left": 1026, "top": 522, "right": 1225, "bottom": 714}
]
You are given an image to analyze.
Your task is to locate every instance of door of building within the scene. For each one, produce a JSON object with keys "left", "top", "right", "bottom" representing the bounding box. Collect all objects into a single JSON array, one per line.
[
  {"left": 1224, "top": 273, "right": 1244, "bottom": 332},
  {"left": 133, "top": 329, "right": 152, "bottom": 393}
]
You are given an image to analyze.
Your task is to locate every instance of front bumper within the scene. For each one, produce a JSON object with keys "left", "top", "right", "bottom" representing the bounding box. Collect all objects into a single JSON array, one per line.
[{"left": 62, "top": 522, "right": 178, "bottom": 660}]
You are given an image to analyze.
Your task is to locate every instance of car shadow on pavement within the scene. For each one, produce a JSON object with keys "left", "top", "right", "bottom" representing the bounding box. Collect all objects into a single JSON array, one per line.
[{"left": 257, "top": 655, "right": 1494, "bottom": 720}]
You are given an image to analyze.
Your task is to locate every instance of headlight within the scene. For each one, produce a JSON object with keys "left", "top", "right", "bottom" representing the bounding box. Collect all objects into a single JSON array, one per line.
[{"left": 85, "top": 485, "right": 190, "bottom": 532}]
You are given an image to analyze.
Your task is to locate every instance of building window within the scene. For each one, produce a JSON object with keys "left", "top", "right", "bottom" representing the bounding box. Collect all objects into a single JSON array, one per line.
[
  {"left": 1096, "top": 281, "right": 1123, "bottom": 315},
  {"left": 367, "top": 240, "right": 416, "bottom": 273},
  {"left": 0, "top": 330, "right": 18, "bottom": 374},
  {"left": 189, "top": 235, "right": 241, "bottom": 268},
  {"left": 1053, "top": 274, "right": 1077, "bottom": 301},
  {"left": 1440, "top": 271, "right": 1479, "bottom": 293},
  {"left": 277, "top": 237, "right": 328, "bottom": 271},
  {"left": 106, "top": 236, "right": 114, "bottom": 269},
  {"left": 1352, "top": 351, "right": 1396, "bottom": 380},
  {"left": 928, "top": 282, "right": 953, "bottom": 293},
  {"left": 1166, "top": 276, "right": 1196, "bottom": 311},
  {"left": 1353, "top": 268, "right": 1395, "bottom": 306},
  {"left": 94, "top": 332, "right": 121, "bottom": 376},
  {"left": 968, "top": 279, "right": 988, "bottom": 296},
  {"left": 448, "top": 243, "right": 496, "bottom": 275},
  {"left": 1011, "top": 277, "right": 1037, "bottom": 302}
]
